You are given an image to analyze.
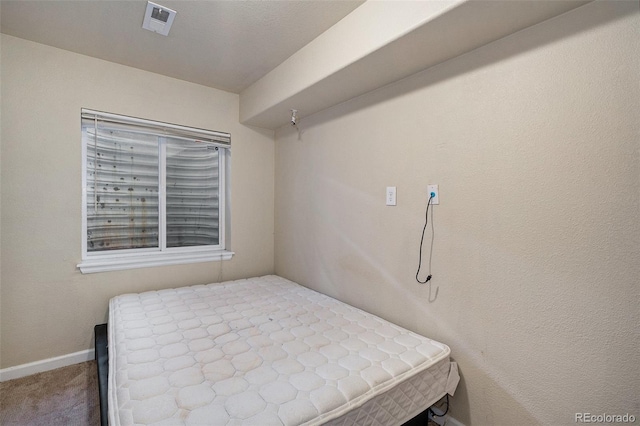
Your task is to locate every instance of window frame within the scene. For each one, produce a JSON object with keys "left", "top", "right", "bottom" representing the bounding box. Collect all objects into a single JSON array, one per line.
[{"left": 77, "top": 109, "right": 233, "bottom": 274}]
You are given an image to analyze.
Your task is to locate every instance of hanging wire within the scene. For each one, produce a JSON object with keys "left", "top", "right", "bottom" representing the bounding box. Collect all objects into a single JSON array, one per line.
[{"left": 416, "top": 193, "right": 435, "bottom": 283}]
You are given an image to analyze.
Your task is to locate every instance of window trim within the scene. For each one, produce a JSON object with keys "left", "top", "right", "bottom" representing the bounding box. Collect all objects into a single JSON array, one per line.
[
  {"left": 77, "top": 249, "right": 234, "bottom": 274},
  {"left": 77, "top": 109, "right": 233, "bottom": 274}
]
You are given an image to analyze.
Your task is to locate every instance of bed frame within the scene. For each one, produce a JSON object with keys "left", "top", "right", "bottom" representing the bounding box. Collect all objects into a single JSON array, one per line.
[{"left": 95, "top": 323, "right": 109, "bottom": 426}]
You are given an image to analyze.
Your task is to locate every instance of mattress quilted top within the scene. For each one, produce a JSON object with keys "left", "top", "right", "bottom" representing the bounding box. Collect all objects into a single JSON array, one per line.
[{"left": 108, "top": 275, "right": 450, "bottom": 425}]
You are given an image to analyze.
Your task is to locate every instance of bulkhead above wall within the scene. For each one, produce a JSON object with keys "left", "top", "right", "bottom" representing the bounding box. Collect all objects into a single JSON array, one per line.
[{"left": 239, "top": 0, "right": 593, "bottom": 130}]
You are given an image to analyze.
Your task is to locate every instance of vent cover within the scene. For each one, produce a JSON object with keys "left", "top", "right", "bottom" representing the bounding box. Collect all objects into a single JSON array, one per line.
[{"left": 142, "top": 1, "right": 176, "bottom": 36}]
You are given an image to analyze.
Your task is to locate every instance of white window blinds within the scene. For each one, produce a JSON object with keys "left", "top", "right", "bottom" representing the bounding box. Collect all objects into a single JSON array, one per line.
[
  {"left": 85, "top": 125, "right": 160, "bottom": 251},
  {"left": 80, "top": 109, "right": 231, "bottom": 271}
]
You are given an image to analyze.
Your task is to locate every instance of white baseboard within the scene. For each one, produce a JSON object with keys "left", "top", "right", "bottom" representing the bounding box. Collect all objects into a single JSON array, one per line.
[
  {"left": 444, "top": 415, "right": 466, "bottom": 426},
  {"left": 0, "top": 349, "right": 95, "bottom": 382}
]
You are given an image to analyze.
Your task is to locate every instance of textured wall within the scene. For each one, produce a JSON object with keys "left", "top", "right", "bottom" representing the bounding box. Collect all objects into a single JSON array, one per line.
[
  {"left": 0, "top": 36, "right": 275, "bottom": 368},
  {"left": 274, "top": 2, "right": 639, "bottom": 425}
]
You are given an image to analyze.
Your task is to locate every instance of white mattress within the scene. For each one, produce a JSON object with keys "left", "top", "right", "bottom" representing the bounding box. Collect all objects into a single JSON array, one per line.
[{"left": 108, "top": 275, "right": 457, "bottom": 425}]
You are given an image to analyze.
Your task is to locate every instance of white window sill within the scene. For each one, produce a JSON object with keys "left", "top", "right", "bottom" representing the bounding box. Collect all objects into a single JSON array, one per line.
[{"left": 77, "top": 249, "right": 234, "bottom": 274}]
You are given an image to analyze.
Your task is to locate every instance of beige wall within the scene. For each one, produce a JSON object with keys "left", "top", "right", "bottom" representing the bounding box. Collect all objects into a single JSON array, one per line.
[
  {"left": 275, "top": 2, "right": 639, "bottom": 425},
  {"left": 0, "top": 34, "right": 3, "bottom": 366},
  {"left": 0, "top": 35, "right": 275, "bottom": 368}
]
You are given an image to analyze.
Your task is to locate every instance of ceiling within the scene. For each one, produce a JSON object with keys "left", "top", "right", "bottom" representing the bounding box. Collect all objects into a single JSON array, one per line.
[{"left": 0, "top": 0, "right": 364, "bottom": 94}]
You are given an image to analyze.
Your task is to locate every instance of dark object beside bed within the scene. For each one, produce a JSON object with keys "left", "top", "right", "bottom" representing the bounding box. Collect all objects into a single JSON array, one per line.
[{"left": 95, "top": 323, "right": 109, "bottom": 426}]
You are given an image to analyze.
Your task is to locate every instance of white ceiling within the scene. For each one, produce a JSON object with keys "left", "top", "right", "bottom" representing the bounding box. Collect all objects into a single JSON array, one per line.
[{"left": 0, "top": 0, "right": 364, "bottom": 94}]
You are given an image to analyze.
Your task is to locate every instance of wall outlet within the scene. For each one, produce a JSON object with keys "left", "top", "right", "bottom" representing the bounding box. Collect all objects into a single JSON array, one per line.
[
  {"left": 427, "top": 184, "right": 439, "bottom": 205},
  {"left": 386, "top": 186, "right": 397, "bottom": 206}
]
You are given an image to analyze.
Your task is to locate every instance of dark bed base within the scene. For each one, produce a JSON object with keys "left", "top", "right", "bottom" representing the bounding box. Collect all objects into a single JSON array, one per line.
[
  {"left": 401, "top": 409, "right": 432, "bottom": 425},
  {"left": 95, "top": 323, "right": 109, "bottom": 426},
  {"left": 94, "top": 322, "right": 435, "bottom": 426}
]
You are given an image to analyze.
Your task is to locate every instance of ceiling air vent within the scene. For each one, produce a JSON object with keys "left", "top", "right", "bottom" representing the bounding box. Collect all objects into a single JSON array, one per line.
[{"left": 142, "top": 1, "right": 177, "bottom": 36}]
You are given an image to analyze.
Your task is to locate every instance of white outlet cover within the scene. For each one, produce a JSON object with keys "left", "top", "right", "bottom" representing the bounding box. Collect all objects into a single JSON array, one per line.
[{"left": 427, "top": 184, "right": 439, "bottom": 205}]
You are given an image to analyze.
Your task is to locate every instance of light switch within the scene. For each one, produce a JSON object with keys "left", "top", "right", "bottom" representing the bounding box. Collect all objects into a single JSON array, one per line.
[{"left": 386, "top": 187, "right": 397, "bottom": 206}]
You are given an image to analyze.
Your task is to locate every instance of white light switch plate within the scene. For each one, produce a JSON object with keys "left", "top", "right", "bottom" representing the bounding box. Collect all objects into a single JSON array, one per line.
[{"left": 386, "top": 186, "right": 397, "bottom": 206}]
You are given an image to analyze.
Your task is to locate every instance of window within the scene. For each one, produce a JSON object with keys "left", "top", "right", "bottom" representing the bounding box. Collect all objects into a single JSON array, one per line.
[{"left": 78, "top": 109, "right": 233, "bottom": 273}]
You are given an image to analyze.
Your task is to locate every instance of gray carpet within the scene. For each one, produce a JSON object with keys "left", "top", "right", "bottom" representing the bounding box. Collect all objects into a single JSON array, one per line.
[{"left": 0, "top": 360, "right": 100, "bottom": 426}]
